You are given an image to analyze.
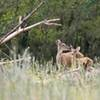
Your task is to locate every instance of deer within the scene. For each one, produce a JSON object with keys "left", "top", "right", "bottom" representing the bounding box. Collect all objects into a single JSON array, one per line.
[
  {"left": 56, "top": 39, "right": 84, "bottom": 70},
  {"left": 56, "top": 39, "right": 71, "bottom": 70},
  {"left": 71, "top": 46, "right": 93, "bottom": 70},
  {"left": 76, "top": 57, "right": 93, "bottom": 71},
  {"left": 58, "top": 46, "right": 85, "bottom": 70},
  {"left": 56, "top": 39, "right": 93, "bottom": 71}
]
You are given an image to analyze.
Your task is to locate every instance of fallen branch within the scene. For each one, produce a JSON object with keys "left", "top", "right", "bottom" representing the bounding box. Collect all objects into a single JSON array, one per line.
[
  {"left": 0, "top": 18, "right": 61, "bottom": 44},
  {"left": 0, "top": 57, "right": 31, "bottom": 65}
]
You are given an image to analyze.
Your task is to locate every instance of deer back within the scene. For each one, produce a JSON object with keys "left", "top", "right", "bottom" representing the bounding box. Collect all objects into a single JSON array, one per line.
[{"left": 77, "top": 57, "right": 93, "bottom": 70}]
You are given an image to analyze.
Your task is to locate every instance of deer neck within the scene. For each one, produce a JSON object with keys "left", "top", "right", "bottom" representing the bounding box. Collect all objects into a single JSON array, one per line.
[{"left": 57, "top": 49, "right": 63, "bottom": 55}]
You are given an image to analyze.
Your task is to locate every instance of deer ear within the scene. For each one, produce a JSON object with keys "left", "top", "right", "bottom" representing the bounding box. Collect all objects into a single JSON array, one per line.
[
  {"left": 76, "top": 46, "right": 80, "bottom": 52},
  {"left": 70, "top": 44, "right": 73, "bottom": 48},
  {"left": 70, "top": 45, "right": 74, "bottom": 52},
  {"left": 56, "top": 39, "right": 62, "bottom": 45}
]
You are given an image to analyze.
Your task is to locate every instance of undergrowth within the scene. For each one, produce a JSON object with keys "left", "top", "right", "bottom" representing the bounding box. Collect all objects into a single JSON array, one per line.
[{"left": 0, "top": 49, "right": 100, "bottom": 100}]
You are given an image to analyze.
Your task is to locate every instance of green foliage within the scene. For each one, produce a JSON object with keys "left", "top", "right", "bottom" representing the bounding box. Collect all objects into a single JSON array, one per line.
[{"left": 0, "top": 0, "right": 100, "bottom": 60}]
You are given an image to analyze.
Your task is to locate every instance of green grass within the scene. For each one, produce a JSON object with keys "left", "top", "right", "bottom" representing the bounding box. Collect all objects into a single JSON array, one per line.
[{"left": 0, "top": 52, "right": 100, "bottom": 100}]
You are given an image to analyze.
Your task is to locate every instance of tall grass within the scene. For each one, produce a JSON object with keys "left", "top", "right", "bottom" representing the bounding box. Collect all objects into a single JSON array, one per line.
[{"left": 0, "top": 50, "right": 100, "bottom": 100}]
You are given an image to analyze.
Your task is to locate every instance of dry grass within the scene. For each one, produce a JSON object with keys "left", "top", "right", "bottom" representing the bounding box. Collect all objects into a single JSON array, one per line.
[{"left": 0, "top": 50, "right": 100, "bottom": 100}]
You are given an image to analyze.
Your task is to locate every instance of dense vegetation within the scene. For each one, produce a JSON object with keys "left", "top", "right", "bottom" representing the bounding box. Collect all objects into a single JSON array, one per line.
[
  {"left": 0, "top": 0, "right": 100, "bottom": 61},
  {"left": 0, "top": 1, "right": 100, "bottom": 100},
  {"left": 0, "top": 50, "right": 100, "bottom": 100}
]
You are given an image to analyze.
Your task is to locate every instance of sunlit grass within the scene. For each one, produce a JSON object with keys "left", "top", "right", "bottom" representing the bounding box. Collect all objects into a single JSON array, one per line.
[{"left": 0, "top": 51, "right": 100, "bottom": 100}]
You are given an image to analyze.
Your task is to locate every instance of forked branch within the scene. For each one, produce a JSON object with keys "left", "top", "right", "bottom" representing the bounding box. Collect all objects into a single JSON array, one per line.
[
  {"left": 0, "top": 1, "right": 44, "bottom": 43},
  {"left": 0, "top": 18, "right": 61, "bottom": 44}
]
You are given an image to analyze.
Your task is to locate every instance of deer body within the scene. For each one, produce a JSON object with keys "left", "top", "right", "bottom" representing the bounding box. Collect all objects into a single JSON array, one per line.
[
  {"left": 58, "top": 50, "right": 84, "bottom": 69},
  {"left": 56, "top": 39, "right": 71, "bottom": 70},
  {"left": 56, "top": 39, "right": 93, "bottom": 71},
  {"left": 77, "top": 57, "right": 93, "bottom": 70},
  {"left": 59, "top": 52, "right": 75, "bottom": 69}
]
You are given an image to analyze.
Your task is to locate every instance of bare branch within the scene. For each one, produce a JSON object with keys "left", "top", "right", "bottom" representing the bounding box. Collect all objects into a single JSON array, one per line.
[
  {"left": 0, "top": 57, "right": 31, "bottom": 65},
  {"left": 0, "top": 1, "right": 44, "bottom": 43},
  {"left": 44, "top": 18, "right": 61, "bottom": 22},
  {"left": 18, "top": 16, "right": 22, "bottom": 30},
  {"left": 44, "top": 22, "right": 61, "bottom": 26},
  {"left": 43, "top": 18, "right": 62, "bottom": 26},
  {"left": 0, "top": 18, "right": 61, "bottom": 44}
]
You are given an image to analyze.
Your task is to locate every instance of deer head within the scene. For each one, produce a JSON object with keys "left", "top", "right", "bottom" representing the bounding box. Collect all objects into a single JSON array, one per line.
[
  {"left": 70, "top": 46, "right": 84, "bottom": 58},
  {"left": 56, "top": 39, "right": 70, "bottom": 53},
  {"left": 56, "top": 39, "right": 71, "bottom": 70}
]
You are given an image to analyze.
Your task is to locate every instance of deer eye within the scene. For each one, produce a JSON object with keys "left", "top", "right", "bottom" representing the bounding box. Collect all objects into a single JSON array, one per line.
[{"left": 62, "top": 44, "right": 65, "bottom": 46}]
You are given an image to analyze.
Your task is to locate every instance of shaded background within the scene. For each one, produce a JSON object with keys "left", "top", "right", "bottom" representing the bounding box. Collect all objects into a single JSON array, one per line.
[{"left": 0, "top": 0, "right": 100, "bottom": 61}]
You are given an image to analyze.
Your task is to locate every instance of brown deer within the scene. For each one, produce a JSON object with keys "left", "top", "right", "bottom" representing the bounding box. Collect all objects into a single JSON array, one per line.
[
  {"left": 56, "top": 39, "right": 93, "bottom": 71},
  {"left": 56, "top": 39, "right": 84, "bottom": 70},
  {"left": 56, "top": 39, "right": 71, "bottom": 70},
  {"left": 70, "top": 46, "right": 93, "bottom": 70},
  {"left": 77, "top": 57, "right": 93, "bottom": 71},
  {"left": 58, "top": 46, "right": 84, "bottom": 70},
  {"left": 56, "top": 40, "right": 93, "bottom": 70}
]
